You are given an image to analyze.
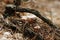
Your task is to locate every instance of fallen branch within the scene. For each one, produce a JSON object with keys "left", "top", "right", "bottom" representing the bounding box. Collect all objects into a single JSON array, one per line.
[{"left": 16, "top": 7, "right": 57, "bottom": 29}]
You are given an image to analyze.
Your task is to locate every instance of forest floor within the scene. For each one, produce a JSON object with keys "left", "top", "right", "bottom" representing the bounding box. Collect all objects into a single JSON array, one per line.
[{"left": 0, "top": 0, "right": 60, "bottom": 40}]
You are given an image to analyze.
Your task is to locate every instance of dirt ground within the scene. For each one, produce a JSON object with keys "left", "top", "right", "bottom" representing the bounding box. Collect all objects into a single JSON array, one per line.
[{"left": 0, "top": 0, "right": 60, "bottom": 40}]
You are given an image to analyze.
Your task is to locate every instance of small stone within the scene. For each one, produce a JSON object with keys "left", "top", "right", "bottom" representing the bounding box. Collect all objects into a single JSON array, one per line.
[
  {"left": 34, "top": 26, "right": 40, "bottom": 29},
  {"left": 3, "top": 32, "right": 11, "bottom": 38}
]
